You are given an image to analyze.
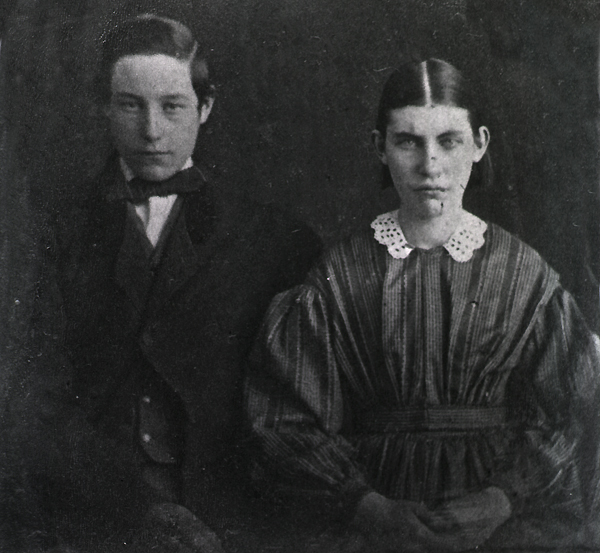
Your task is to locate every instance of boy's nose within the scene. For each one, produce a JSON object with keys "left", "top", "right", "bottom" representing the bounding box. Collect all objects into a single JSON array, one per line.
[{"left": 141, "top": 106, "right": 164, "bottom": 141}]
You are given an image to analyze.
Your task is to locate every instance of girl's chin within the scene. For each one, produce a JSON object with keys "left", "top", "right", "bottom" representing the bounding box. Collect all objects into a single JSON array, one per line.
[{"left": 407, "top": 198, "right": 455, "bottom": 220}]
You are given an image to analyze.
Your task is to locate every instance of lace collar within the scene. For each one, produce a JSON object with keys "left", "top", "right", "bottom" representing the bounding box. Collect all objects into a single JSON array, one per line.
[{"left": 371, "top": 209, "right": 487, "bottom": 262}]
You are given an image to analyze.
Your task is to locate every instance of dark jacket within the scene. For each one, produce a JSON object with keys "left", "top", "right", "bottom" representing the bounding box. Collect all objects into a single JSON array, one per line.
[{"left": 7, "top": 157, "right": 321, "bottom": 550}]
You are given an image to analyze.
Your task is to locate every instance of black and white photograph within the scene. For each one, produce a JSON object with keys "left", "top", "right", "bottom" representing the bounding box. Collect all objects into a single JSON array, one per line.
[{"left": 0, "top": 1, "right": 599, "bottom": 552}]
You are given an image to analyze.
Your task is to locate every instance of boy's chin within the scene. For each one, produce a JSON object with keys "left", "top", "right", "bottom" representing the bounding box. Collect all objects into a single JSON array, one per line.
[{"left": 131, "top": 166, "right": 179, "bottom": 182}]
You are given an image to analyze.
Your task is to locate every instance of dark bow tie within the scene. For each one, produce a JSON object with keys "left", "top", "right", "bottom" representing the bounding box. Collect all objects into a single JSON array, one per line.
[{"left": 119, "top": 167, "right": 203, "bottom": 203}]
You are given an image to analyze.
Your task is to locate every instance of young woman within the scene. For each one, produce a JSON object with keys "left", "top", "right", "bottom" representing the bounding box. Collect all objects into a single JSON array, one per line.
[{"left": 245, "top": 59, "right": 600, "bottom": 551}]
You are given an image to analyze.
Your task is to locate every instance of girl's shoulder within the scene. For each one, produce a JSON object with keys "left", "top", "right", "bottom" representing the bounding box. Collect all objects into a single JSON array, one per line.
[{"left": 482, "top": 222, "right": 561, "bottom": 301}]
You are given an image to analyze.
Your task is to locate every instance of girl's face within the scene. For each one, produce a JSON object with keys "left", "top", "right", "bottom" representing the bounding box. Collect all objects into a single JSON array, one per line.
[{"left": 373, "top": 105, "right": 489, "bottom": 220}]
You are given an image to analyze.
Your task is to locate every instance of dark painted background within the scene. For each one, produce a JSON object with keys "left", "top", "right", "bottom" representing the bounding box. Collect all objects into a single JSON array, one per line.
[{"left": 1, "top": 0, "right": 599, "bottom": 367}]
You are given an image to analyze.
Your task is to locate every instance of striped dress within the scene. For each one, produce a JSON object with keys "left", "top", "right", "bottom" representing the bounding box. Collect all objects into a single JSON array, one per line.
[{"left": 245, "top": 211, "right": 600, "bottom": 542}]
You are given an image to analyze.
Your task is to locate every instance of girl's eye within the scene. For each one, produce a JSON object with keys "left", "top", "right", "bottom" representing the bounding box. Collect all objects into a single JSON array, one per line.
[
  {"left": 396, "top": 138, "right": 418, "bottom": 150},
  {"left": 117, "top": 100, "right": 140, "bottom": 111}
]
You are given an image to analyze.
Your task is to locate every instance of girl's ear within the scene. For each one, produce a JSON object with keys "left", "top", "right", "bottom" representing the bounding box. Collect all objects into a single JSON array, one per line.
[
  {"left": 473, "top": 126, "right": 490, "bottom": 163},
  {"left": 372, "top": 130, "right": 388, "bottom": 165}
]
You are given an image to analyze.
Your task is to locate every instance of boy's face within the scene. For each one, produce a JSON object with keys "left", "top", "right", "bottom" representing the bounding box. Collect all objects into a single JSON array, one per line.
[{"left": 105, "top": 54, "right": 213, "bottom": 181}]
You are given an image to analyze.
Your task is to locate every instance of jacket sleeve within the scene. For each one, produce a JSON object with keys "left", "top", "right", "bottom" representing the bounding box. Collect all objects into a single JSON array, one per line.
[{"left": 0, "top": 224, "right": 156, "bottom": 550}]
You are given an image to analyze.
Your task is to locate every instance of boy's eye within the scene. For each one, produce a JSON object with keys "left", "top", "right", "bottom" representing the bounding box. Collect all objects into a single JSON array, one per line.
[
  {"left": 163, "top": 102, "right": 188, "bottom": 113},
  {"left": 439, "top": 137, "right": 462, "bottom": 150}
]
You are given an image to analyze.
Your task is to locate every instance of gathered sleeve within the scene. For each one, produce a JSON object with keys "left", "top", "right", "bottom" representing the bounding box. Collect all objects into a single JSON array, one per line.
[
  {"left": 492, "top": 285, "right": 600, "bottom": 537},
  {"left": 530, "top": 288, "right": 600, "bottom": 527},
  {"left": 244, "top": 283, "right": 372, "bottom": 515}
]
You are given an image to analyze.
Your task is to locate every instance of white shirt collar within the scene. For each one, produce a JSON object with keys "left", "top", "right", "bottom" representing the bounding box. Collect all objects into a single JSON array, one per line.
[
  {"left": 371, "top": 209, "right": 487, "bottom": 262},
  {"left": 119, "top": 157, "right": 194, "bottom": 182}
]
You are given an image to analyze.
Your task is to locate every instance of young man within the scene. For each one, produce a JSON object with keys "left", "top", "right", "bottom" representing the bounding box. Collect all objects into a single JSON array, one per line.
[{"left": 11, "top": 14, "right": 320, "bottom": 552}]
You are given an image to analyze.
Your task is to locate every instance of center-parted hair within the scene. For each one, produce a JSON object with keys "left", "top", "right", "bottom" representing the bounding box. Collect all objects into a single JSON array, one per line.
[
  {"left": 97, "top": 14, "right": 213, "bottom": 106},
  {"left": 376, "top": 59, "right": 492, "bottom": 188}
]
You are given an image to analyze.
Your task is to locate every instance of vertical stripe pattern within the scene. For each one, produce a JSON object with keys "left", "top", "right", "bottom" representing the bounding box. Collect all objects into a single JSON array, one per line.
[{"left": 245, "top": 222, "right": 600, "bottom": 531}]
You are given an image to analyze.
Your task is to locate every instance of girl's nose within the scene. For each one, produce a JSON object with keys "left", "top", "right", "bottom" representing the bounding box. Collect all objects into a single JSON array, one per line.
[{"left": 419, "top": 144, "right": 441, "bottom": 178}]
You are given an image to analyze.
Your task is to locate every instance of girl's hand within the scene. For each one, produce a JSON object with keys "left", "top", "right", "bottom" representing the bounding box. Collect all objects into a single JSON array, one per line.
[
  {"left": 349, "top": 488, "right": 511, "bottom": 552},
  {"left": 422, "top": 487, "right": 512, "bottom": 547}
]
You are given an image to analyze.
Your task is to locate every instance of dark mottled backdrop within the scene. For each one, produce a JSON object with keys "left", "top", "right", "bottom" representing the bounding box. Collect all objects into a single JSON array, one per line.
[{"left": 1, "top": 0, "right": 599, "bottom": 375}]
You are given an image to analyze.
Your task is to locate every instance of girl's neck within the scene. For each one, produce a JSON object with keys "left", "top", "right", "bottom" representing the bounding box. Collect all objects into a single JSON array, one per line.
[{"left": 397, "top": 204, "right": 464, "bottom": 249}]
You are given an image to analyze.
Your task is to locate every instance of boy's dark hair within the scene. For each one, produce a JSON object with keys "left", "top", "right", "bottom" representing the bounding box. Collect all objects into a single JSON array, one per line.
[{"left": 97, "top": 14, "right": 213, "bottom": 106}]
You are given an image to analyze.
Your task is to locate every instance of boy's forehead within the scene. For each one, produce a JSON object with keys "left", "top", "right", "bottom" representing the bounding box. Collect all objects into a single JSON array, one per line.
[{"left": 111, "top": 54, "right": 196, "bottom": 98}]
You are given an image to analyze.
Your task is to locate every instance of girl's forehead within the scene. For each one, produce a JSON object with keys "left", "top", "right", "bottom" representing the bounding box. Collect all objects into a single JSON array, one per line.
[{"left": 386, "top": 105, "right": 472, "bottom": 135}]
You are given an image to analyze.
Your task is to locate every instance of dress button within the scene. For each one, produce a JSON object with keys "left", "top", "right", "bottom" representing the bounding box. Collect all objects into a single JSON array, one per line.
[
  {"left": 142, "top": 331, "right": 152, "bottom": 347},
  {"left": 142, "top": 433, "right": 151, "bottom": 443}
]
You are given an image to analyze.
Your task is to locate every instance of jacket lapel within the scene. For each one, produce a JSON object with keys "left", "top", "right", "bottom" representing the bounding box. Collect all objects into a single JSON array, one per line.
[
  {"left": 149, "top": 205, "right": 200, "bottom": 309},
  {"left": 145, "top": 181, "right": 220, "bottom": 315},
  {"left": 99, "top": 158, "right": 217, "bottom": 316},
  {"left": 114, "top": 207, "right": 156, "bottom": 314}
]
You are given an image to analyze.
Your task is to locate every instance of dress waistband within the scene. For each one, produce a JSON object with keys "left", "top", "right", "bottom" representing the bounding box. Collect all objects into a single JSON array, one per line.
[{"left": 357, "top": 406, "right": 507, "bottom": 433}]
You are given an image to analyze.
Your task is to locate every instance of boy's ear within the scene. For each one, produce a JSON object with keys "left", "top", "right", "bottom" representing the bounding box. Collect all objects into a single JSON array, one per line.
[{"left": 199, "top": 94, "right": 215, "bottom": 125}]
